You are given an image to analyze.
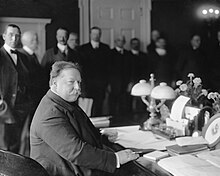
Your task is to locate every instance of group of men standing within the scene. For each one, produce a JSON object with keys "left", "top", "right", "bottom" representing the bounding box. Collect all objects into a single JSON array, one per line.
[
  {"left": 0, "top": 24, "right": 149, "bottom": 156},
  {"left": 0, "top": 23, "right": 141, "bottom": 176}
]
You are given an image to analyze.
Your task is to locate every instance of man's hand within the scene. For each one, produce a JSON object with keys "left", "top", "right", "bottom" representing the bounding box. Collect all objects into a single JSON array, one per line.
[
  {"left": 116, "top": 149, "right": 139, "bottom": 165},
  {"left": 101, "top": 129, "right": 118, "bottom": 143}
]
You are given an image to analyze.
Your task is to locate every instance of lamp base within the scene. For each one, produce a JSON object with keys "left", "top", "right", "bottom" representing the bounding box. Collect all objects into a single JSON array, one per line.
[{"left": 140, "top": 117, "right": 161, "bottom": 131}]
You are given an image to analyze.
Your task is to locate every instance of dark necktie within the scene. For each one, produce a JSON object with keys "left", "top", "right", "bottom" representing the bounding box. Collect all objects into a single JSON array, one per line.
[{"left": 32, "top": 53, "right": 40, "bottom": 65}]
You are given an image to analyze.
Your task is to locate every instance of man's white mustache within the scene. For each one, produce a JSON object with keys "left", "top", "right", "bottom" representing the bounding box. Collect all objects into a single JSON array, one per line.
[{"left": 71, "top": 89, "right": 81, "bottom": 95}]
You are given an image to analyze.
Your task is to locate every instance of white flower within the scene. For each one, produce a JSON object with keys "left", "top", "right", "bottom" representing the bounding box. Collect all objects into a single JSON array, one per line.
[
  {"left": 188, "top": 73, "right": 195, "bottom": 79},
  {"left": 208, "top": 92, "right": 220, "bottom": 101},
  {"left": 176, "top": 80, "right": 183, "bottom": 86},
  {"left": 179, "top": 84, "right": 188, "bottom": 91},
  {"left": 193, "top": 77, "right": 202, "bottom": 88},
  {"left": 175, "top": 88, "right": 181, "bottom": 93},
  {"left": 201, "top": 89, "right": 208, "bottom": 96}
]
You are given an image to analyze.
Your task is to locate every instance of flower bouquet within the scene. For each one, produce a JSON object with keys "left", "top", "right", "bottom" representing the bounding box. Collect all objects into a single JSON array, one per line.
[{"left": 175, "top": 73, "right": 208, "bottom": 107}]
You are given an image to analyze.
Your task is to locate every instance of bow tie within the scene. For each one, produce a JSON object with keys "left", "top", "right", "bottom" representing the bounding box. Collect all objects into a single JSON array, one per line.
[{"left": 10, "top": 49, "right": 18, "bottom": 54}]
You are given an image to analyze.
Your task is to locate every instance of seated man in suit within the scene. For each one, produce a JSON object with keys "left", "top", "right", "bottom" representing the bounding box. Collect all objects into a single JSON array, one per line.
[{"left": 30, "top": 61, "right": 139, "bottom": 176}]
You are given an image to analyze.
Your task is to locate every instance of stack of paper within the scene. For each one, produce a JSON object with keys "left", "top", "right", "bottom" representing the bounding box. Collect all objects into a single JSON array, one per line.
[
  {"left": 143, "top": 150, "right": 170, "bottom": 162},
  {"left": 158, "top": 154, "right": 220, "bottom": 176}
]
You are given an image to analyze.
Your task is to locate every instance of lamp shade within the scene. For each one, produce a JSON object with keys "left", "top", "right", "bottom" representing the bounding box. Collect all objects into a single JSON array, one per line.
[
  {"left": 151, "top": 82, "right": 176, "bottom": 99},
  {"left": 131, "top": 80, "right": 152, "bottom": 96}
]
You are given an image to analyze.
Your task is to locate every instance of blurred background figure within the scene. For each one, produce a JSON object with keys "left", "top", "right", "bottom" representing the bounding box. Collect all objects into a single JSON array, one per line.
[
  {"left": 108, "top": 35, "right": 132, "bottom": 117},
  {"left": 78, "top": 26, "right": 111, "bottom": 116},
  {"left": 207, "top": 30, "right": 220, "bottom": 92},
  {"left": 175, "top": 34, "right": 207, "bottom": 85},
  {"left": 128, "top": 37, "right": 148, "bottom": 114},
  {"left": 67, "top": 32, "right": 80, "bottom": 64},
  {"left": 148, "top": 36, "right": 174, "bottom": 85},
  {"left": 19, "top": 30, "right": 46, "bottom": 156},
  {"left": 67, "top": 32, "right": 79, "bottom": 50},
  {"left": 20, "top": 31, "right": 45, "bottom": 106},
  {"left": 147, "top": 29, "right": 160, "bottom": 53}
]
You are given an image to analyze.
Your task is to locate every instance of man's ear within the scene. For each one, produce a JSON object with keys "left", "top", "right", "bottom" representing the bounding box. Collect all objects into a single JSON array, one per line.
[
  {"left": 2, "top": 33, "right": 6, "bottom": 41},
  {"left": 53, "top": 80, "right": 57, "bottom": 86}
]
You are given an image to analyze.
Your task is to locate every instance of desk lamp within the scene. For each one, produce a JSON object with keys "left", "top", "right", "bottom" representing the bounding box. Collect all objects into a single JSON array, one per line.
[{"left": 131, "top": 73, "right": 176, "bottom": 130}]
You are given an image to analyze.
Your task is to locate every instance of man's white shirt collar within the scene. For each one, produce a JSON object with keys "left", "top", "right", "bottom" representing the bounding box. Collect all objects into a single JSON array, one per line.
[
  {"left": 3, "top": 43, "right": 16, "bottom": 54},
  {"left": 91, "top": 40, "right": 99, "bottom": 49},
  {"left": 131, "top": 49, "right": 139, "bottom": 55},
  {"left": 23, "top": 46, "right": 34, "bottom": 55},
  {"left": 57, "top": 43, "right": 67, "bottom": 53},
  {"left": 116, "top": 47, "right": 124, "bottom": 53}
]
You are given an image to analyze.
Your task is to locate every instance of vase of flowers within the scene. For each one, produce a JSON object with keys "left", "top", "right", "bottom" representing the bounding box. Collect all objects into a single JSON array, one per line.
[{"left": 175, "top": 73, "right": 208, "bottom": 107}]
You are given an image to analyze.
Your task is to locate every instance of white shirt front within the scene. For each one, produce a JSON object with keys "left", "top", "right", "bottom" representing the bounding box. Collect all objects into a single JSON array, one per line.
[
  {"left": 57, "top": 43, "right": 67, "bottom": 53},
  {"left": 91, "top": 40, "right": 100, "bottom": 49}
]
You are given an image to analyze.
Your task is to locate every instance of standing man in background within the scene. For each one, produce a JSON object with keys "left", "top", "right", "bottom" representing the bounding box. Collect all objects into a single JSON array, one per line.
[
  {"left": 67, "top": 32, "right": 79, "bottom": 51},
  {"left": 109, "top": 35, "right": 132, "bottom": 116},
  {"left": 79, "top": 26, "right": 111, "bottom": 116},
  {"left": 129, "top": 38, "right": 148, "bottom": 114},
  {"left": 0, "top": 24, "right": 32, "bottom": 153},
  {"left": 20, "top": 31, "right": 45, "bottom": 108},
  {"left": 41, "top": 27, "right": 78, "bottom": 91},
  {"left": 67, "top": 32, "right": 80, "bottom": 63},
  {"left": 18, "top": 31, "right": 45, "bottom": 156}
]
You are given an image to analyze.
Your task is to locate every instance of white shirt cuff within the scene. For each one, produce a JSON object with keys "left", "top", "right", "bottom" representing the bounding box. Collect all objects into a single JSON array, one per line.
[{"left": 115, "top": 153, "right": 120, "bottom": 168}]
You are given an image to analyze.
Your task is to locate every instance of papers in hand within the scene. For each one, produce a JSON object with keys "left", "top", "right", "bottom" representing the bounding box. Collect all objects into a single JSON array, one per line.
[
  {"left": 143, "top": 150, "right": 169, "bottom": 162},
  {"left": 176, "top": 136, "right": 209, "bottom": 147}
]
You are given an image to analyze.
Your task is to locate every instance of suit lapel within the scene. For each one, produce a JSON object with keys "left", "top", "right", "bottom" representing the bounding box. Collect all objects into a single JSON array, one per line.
[{"left": 0, "top": 47, "right": 17, "bottom": 70}]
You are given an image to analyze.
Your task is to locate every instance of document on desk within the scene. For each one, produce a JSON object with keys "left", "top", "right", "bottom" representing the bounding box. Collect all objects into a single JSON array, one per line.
[
  {"left": 196, "top": 149, "right": 220, "bottom": 168},
  {"left": 176, "top": 136, "right": 209, "bottom": 147},
  {"left": 158, "top": 154, "right": 220, "bottom": 176},
  {"left": 108, "top": 125, "right": 176, "bottom": 150}
]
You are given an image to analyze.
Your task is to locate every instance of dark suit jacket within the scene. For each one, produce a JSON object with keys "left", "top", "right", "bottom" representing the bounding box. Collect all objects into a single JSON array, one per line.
[
  {"left": 128, "top": 50, "right": 148, "bottom": 83},
  {"left": 176, "top": 46, "right": 206, "bottom": 82},
  {"left": 30, "top": 90, "right": 117, "bottom": 176},
  {"left": 78, "top": 42, "right": 111, "bottom": 96},
  {"left": 0, "top": 47, "right": 31, "bottom": 114},
  {"left": 148, "top": 49, "right": 173, "bottom": 85},
  {"left": 109, "top": 48, "right": 132, "bottom": 94},
  {"left": 19, "top": 48, "right": 46, "bottom": 105}
]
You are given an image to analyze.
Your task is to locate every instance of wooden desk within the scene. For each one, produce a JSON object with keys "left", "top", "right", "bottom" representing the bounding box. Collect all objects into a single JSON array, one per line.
[
  {"left": 103, "top": 113, "right": 173, "bottom": 176},
  {"left": 107, "top": 142, "right": 172, "bottom": 176}
]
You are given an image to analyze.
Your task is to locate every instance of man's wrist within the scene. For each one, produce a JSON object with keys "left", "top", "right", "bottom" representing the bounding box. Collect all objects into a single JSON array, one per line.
[{"left": 115, "top": 153, "right": 120, "bottom": 168}]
